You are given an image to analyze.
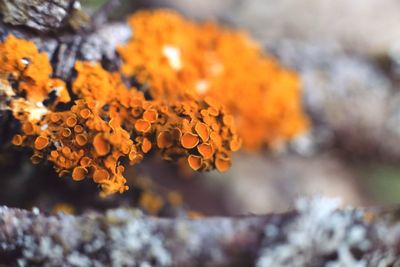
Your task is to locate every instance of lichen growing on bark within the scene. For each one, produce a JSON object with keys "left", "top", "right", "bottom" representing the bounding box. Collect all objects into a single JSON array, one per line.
[{"left": 1, "top": 36, "right": 240, "bottom": 195}]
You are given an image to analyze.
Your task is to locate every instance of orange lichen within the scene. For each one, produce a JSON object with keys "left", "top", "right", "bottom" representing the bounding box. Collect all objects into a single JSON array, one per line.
[
  {"left": 75, "top": 134, "right": 88, "bottom": 146},
  {"left": 187, "top": 210, "right": 204, "bottom": 220},
  {"left": 157, "top": 131, "right": 173, "bottom": 148},
  {"left": 230, "top": 137, "right": 242, "bottom": 152},
  {"left": 72, "top": 166, "right": 87, "bottom": 181},
  {"left": 93, "top": 134, "right": 111, "bottom": 156},
  {"left": 0, "top": 35, "right": 70, "bottom": 104},
  {"left": 13, "top": 99, "right": 135, "bottom": 195},
  {"left": 118, "top": 9, "right": 309, "bottom": 149},
  {"left": 72, "top": 61, "right": 124, "bottom": 105},
  {"left": 52, "top": 203, "right": 75, "bottom": 214},
  {"left": 71, "top": 62, "right": 239, "bottom": 173},
  {"left": 215, "top": 156, "right": 231, "bottom": 172},
  {"left": 34, "top": 136, "right": 49, "bottom": 150},
  {"left": 11, "top": 134, "right": 24, "bottom": 146},
  {"left": 143, "top": 109, "right": 158, "bottom": 122},
  {"left": 135, "top": 119, "right": 152, "bottom": 133},
  {"left": 139, "top": 190, "right": 164, "bottom": 215},
  {"left": 167, "top": 191, "right": 183, "bottom": 206},
  {"left": 181, "top": 132, "right": 200, "bottom": 149},
  {"left": 4, "top": 35, "right": 241, "bottom": 195},
  {"left": 195, "top": 122, "right": 210, "bottom": 142},
  {"left": 141, "top": 138, "right": 152, "bottom": 153},
  {"left": 147, "top": 97, "right": 239, "bottom": 172},
  {"left": 93, "top": 169, "right": 110, "bottom": 183},
  {"left": 197, "top": 143, "right": 214, "bottom": 159},
  {"left": 188, "top": 155, "right": 202, "bottom": 171}
]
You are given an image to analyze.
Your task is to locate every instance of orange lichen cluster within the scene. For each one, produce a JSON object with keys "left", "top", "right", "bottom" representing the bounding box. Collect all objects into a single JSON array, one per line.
[
  {"left": 71, "top": 62, "right": 240, "bottom": 172},
  {"left": 1, "top": 35, "right": 240, "bottom": 195},
  {"left": 156, "top": 97, "right": 240, "bottom": 172},
  {"left": 72, "top": 61, "right": 127, "bottom": 105},
  {"left": 0, "top": 35, "right": 69, "bottom": 104},
  {"left": 118, "top": 10, "right": 309, "bottom": 149},
  {"left": 13, "top": 99, "right": 137, "bottom": 195},
  {"left": 139, "top": 189, "right": 185, "bottom": 215},
  {"left": 130, "top": 176, "right": 184, "bottom": 215}
]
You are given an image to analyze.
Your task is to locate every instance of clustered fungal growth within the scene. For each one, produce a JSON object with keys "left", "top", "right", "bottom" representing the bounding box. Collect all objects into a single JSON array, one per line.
[
  {"left": 118, "top": 10, "right": 309, "bottom": 149},
  {"left": 1, "top": 35, "right": 240, "bottom": 195}
]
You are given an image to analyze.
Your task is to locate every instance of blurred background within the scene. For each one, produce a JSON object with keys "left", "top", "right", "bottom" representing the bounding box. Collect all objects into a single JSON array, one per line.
[
  {"left": 79, "top": 0, "right": 400, "bottom": 214},
  {"left": 3, "top": 0, "right": 400, "bottom": 217}
]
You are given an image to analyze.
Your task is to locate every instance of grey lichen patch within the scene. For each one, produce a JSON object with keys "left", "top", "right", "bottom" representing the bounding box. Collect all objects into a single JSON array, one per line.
[
  {"left": 0, "top": 0, "right": 89, "bottom": 32},
  {"left": 2, "top": 203, "right": 400, "bottom": 266},
  {"left": 106, "top": 209, "right": 172, "bottom": 267},
  {"left": 256, "top": 197, "right": 399, "bottom": 267},
  {"left": 0, "top": 206, "right": 87, "bottom": 267},
  {"left": 0, "top": 206, "right": 171, "bottom": 267}
]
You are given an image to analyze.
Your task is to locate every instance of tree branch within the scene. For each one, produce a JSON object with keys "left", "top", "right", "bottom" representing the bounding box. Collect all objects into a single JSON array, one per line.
[
  {"left": 270, "top": 41, "right": 400, "bottom": 162},
  {"left": 0, "top": 198, "right": 399, "bottom": 266}
]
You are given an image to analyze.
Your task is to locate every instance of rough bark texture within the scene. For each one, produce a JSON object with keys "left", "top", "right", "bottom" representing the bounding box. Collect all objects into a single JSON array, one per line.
[
  {"left": 0, "top": 0, "right": 89, "bottom": 33},
  {"left": 0, "top": 0, "right": 130, "bottom": 81},
  {"left": 0, "top": 19, "right": 131, "bottom": 81},
  {"left": 0, "top": 198, "right": 399, "bottom": 266}
]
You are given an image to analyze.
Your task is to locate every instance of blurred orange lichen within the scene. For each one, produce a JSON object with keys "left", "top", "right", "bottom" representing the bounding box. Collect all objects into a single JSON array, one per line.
[
  {"left": 139, "top": 190, "right": 164, "bottom": 215},
  {"left": 187, "top": 210, "right": 204, "bottom": 220},
  {"left": 167, "top": 191, "right": 183, "bottom": 206},
  {"left": 118, "top": 9, "right": 309, "bottom": 150},
  {"left": 52, "top": 203, "right": 75, "bottom": 214}
]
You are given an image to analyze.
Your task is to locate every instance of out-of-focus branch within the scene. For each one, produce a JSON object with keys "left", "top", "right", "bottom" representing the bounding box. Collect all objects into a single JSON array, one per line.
[
  {"left": 272, "top": 41, "right": 400, "bottom": 162},
  {"left": 0, "top": 198, "right": 399, "bottom": 266}
]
